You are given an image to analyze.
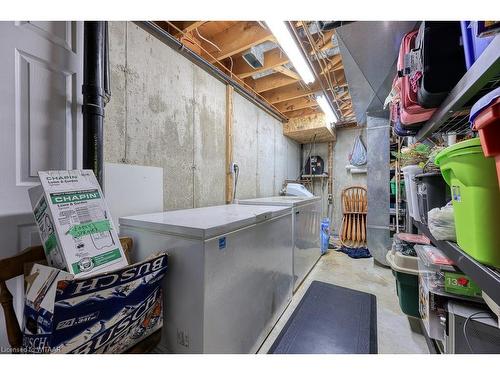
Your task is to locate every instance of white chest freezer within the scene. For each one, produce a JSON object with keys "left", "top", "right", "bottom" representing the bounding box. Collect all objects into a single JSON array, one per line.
[
  {"left": 119, "top": 204, "right": 293, "bottom": 353},
  {"left": 237, "top": 196, "right": 321, "bottom": 291}
]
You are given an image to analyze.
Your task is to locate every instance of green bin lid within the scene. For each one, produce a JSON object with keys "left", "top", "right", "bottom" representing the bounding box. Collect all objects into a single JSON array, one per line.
[{"left": 434, "top": 138, "right": 483, "bottom": 166}]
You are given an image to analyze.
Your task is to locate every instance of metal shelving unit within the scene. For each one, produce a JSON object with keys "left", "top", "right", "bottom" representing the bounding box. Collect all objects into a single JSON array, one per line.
[
  {"left": 415, "top": 221, "right": 500, "bottom": 307},
  {"left": 415, "top": 35, "right": 500, "bottom": 141}
]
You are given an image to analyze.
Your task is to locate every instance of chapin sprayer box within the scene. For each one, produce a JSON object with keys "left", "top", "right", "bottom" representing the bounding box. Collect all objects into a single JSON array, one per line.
[{"left": 28, "top": 170, "right": 128, "bottom": 277}]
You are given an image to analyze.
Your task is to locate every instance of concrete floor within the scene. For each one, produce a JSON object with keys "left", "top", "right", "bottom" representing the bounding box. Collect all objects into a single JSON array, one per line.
[{"left": 258, "top": 250, "right": 429, "bottom": 354}]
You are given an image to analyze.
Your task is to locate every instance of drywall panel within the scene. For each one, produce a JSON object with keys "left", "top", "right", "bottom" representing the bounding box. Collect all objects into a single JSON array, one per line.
[{"left": 104, "top": 162, "right": 163, "bottom": 232}]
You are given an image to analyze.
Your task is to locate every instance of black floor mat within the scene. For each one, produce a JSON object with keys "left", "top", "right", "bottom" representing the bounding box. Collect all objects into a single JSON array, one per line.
[{"left": 268, "top": 281, "right": 378, "bottom": 354}]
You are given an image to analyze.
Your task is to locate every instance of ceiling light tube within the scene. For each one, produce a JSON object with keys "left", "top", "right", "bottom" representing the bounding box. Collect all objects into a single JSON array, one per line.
[
  {"left": 316, "top": 94, "right": 338, "bottom": 124},
  {"left": 265, "top": 20, "right": 315, "bottom": 84}
]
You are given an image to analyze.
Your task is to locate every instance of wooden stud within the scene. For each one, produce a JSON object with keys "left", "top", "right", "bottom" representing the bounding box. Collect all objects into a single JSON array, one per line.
[
  {"left": 328, "top": 141, "right": 333, "bottom": 198},
  {"left": 225, "top": 85, "right": 234, "bottom": 203}
]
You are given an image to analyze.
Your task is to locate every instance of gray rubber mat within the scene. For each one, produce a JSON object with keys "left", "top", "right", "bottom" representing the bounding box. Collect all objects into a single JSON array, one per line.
[{"left": 269, "top": 281, "right": 377, "bottom": 354}]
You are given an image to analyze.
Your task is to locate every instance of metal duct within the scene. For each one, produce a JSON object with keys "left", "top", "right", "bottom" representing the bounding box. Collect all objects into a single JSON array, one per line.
[
  {"left": 318, "top": 21, "right": 356, "bottom": 31},
  {"left": 336, "top": 21, "right": 419, "bottom": 125},
  {"left": 82, "top": 21, "right": 109, "bottom": 186}
]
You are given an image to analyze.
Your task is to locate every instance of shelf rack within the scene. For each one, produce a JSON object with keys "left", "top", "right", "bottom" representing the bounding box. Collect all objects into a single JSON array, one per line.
[
  {"left": 415, "top": 221, "right": 500, "bottom": 307},
  {"left": 415, "top": 34, "right": 500, "bottom": 141},
  {"left": 301, "top": 174, "right": 329, "bottom": 178}
]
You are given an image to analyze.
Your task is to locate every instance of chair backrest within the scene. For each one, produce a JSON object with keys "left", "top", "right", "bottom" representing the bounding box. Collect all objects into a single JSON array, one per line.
[
  {"left": 0, "top": 237, "right": 133, "bottom": 350},
  {"left": 341, "top": 186, "right": 368, "bottom": 214}
]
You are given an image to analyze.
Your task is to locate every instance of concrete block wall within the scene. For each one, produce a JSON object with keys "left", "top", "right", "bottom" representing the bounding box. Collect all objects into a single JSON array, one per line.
[
  {"left": 105, "top": 22, "right": 300, "bottom": 210},
  {"left": 332, "top": 127, "right": 367, "bottom": 235}
]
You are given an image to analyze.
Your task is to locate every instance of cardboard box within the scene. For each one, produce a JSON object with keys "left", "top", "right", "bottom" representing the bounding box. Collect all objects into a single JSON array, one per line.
[
  {"left": 22, "top": 252, "right": 168, "bottom": 353},
  {"left": 29, "top": 170, "right": 128, "bottom": 277}
]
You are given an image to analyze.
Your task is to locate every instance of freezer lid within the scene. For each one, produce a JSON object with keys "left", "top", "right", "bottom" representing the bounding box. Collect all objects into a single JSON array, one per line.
[
  {"left": 119, "top": 204, "right": 291, "bottom": 239},
  {"left": 237, "top": 195, "right": 320, "bottom": 207}
]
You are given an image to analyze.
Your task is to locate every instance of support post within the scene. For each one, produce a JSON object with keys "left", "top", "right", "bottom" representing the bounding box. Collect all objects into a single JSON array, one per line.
[{"left": 225, "top": 85, "right": 234, "bottom": 203}]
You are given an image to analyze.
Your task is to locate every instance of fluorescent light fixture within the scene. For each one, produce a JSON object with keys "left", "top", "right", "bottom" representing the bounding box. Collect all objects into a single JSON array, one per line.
[
  {"left": 316, "top": 94, "right": 338, "bottom": 124},
  {"left": 265, "top": 21, "right": 315, "bottom": 84}
]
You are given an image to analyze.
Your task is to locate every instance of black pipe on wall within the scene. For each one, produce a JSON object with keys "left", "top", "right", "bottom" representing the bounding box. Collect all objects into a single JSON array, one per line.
[{"left": 82, "top": 21, "right": 107, "bottom": 186}]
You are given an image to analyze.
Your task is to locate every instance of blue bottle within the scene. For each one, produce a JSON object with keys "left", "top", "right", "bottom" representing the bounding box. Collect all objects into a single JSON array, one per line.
[{"left": 320, "top": 218, "right": 330, "bottom": 255}]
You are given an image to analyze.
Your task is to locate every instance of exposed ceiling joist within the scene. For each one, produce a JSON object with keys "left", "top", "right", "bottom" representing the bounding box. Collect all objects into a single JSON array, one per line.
[
  {"left": 262, "top": 78, "right": 347, "bottom": 104},
  {"left": 261, "top": 81, "right": 322, "bottom": 104},
  {"left": 313, "top": 29, "right": 335, "bottom": 51},
  {"left": 272, "top": 66, "right": 300, "bottom": 80},
  {"left": 286, "top": 107, "right": 322, "bottom": 119},
  {"left": 178, "top": 21, "right": 206, "bottom": 35},
  {"left": 202, "top": 21, "right": 274, "bottom": 62},
  {"left": 161, "top": 20, "right": 356, "bottom": 123},
  {"left": 275, "top": 96, "right": 317, "bottom": 113},
  {"left": 231, "top": 48, "right": 289, "bottom": 79},
  {"left": 250, "top": 73, "right": 299, "bottom": 93}
]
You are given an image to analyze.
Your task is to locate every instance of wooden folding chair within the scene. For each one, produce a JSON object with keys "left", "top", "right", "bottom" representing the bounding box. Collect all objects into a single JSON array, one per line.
[
  {"left": 0, "top": 237, "right": 161, "bottom": 353},
  {"left": 340, "top": 186, "right": 368, "bottom": 248}
]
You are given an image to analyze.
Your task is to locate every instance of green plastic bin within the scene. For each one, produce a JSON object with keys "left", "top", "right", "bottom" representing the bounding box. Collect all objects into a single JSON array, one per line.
[
  {"left": 387, "top": 251, "right": 421, "bottom": 318},
  {"left": 435, "top": 138, "right": 500, "bottom": 268},
  {"left": 390, "top": 179, "right": 405, "bottom": 196},
  {"left": 393, "top": 271, "right": 420, "bottom": 318}
]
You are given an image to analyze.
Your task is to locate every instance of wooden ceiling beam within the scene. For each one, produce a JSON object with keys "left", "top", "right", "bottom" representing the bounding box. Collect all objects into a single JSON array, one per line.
[
  {"left": 286, "top": 107, "right": 322, "bottom": 119},
  {"left": 275, "top": 96, "right": 317, "bottom": 113},
  {"left": 272, "top": 66, "right": 300, "bottom": 80},
  {"left": 250, "top": 73, "right": 299, "bottom": 93},
  {"left": 202, "top": 21, "right": 274, "bottom": 62},
  {"left": 182, "top": 21, "right": 206, "bottom": 34},
  {"left": 262, "top": 81, "right": 322, "bottom": 104},
  {"left": 314, "top": 30, "right": 335, "bottom": 52},
  {"left": 231, "top": 48, "right": 289, "bottom": 79},
  {"left": 262, "top": 75, "right": 347, "bottom": 104}
]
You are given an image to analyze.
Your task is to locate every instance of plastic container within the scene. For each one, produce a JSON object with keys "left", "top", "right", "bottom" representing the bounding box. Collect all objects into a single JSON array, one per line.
[
  {"left": 470, "top": 88, "right": 500, "bottom": 189},
  {"left": 320, "top": 217, "right": 330, "bottom": 255},
  {"left": 402, "top": 165, "right": 423, "bottom": 222},
  {"left": 435, "top": 138, "right": 500, "bottom": 268},
  {"left": 415, "top": 244, "right": 482, "bottom": 340},
  {"left": 386, "top": 250, "right": 420, "bottom": 318},
  {"left": 415, "top": 22, "right": 467, "bottom": 109},
  {"left": 414, "top": 245, "right": 482, "bottom": 299},
  {"left": 395, "top": 233, "right": 430, "bottom": 245},
  {"left": 460, "top": 21, "right": 494, "bottom": 69},
  {"left": 396, "top": 32, "right": 436, "bottom": 126},
  {"left": 390, "top": 178, "right": 405, "bottom": 196},
  {"left": 414, "top": 172, "right": 449, "bottom": 225}
]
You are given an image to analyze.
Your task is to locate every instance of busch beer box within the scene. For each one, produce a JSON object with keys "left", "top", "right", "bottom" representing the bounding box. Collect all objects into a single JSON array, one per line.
[{"left": 22, "top": 252, "right": 168, "bottom": 353}]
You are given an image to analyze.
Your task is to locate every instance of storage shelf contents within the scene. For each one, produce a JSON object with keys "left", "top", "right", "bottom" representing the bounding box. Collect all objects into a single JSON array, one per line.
[{"left": 385, "top": 20, "right": 500, "bottom": 140}]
